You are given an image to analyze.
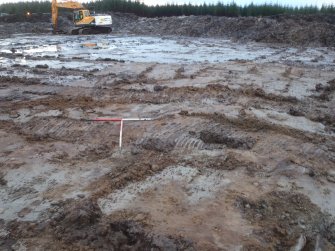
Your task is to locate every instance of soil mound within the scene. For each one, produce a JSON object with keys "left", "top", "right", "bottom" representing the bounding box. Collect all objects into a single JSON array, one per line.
[
  {"left": 112, "top": 13, "right": 335, "bottom": 46},
  {"left": 1, "top": 12, "right": 335, "bottom": 46},
  {"left": 236, "top": 191, "right": 335, "bottom": 250}
]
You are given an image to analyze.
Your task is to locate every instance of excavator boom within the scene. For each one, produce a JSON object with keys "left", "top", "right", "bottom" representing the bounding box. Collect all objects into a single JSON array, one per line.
[{"left": 52, "top": 0, "right": 84, "bottom": 32}]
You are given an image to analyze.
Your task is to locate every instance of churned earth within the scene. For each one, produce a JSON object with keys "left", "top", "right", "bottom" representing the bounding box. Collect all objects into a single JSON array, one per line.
[{"left": 0, "top": 33, "right": 335, "bottom": 250}]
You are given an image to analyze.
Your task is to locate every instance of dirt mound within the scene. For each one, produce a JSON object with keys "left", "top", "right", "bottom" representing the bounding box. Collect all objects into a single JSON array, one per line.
[
  {"left": 112, "top": 13, "right": 335, "bottom": 46},
  {"left": 2, "top": 199, "right": 194, "bottom": 250},
  {"left": 0, "top": 13, "right": 71, "bottom": 36},
  {"left": 236, "top": 191, "right": 335, "bottom": 250},
  {"left": 200, "top": 130, "right": 256, "bottom": 150},
  {"left": 140, "top": 137, "right": 176, "bottom": 152},
  {"left": 1, "top": 12, "right": 335, "bottom": 46},
  {"left": 49, "top": 199, "right": 155, "bottom": 250},
  {"left": 110, "top": 12, "right": 139, "bottom": 33},
  {"left": 0, "top": 13, "right": 50, "bottom": 23}
]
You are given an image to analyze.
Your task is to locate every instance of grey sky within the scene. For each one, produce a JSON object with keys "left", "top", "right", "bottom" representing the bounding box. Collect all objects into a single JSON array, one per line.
[
  {"left": 0, "top": 0, "right": 334, "bottom": 7},
  {"left": 143, "top": 0, "right": 334, "bottom": 7}
]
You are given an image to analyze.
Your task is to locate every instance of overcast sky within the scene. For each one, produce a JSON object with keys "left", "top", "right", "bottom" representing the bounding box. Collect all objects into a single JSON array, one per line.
[
  {"left": 0, "top": 0, "right": 334, "bottom": 7},
  {"left": 143, "top": 0, "right": 334, "bottom": 7}
]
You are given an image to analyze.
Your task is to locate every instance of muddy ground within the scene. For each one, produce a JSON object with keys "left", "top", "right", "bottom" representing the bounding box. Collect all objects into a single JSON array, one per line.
[{"left": 0, "top": 15, "right": 335, "bottom": 251}]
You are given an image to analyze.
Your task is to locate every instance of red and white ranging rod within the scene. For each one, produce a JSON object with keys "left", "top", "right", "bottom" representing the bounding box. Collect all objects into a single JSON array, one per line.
[{"left": 90, "top": 118, "right": 153, "bottom": 149}]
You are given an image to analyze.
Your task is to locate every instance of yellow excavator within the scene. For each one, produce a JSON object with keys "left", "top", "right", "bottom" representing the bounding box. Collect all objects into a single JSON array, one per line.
[{"left": 52, "top": 0, "right": 112, "bottom": 34}]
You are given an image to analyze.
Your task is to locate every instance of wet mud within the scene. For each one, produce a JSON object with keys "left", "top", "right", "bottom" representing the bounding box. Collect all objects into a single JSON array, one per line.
[{"left": 0, "top": 33, "right": 335, "bottom": 250}]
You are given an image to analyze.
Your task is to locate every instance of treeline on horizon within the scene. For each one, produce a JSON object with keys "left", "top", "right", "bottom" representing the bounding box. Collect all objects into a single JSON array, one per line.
[{"left": 0, "top": 0, "right": 334, "bottom": 17}]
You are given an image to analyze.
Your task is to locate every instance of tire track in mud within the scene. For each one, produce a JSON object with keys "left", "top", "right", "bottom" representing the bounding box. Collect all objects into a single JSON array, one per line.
[
  {"left": 5, "top": 85, "right": 331, "bottom": 154},
  {"left": 188, "top": 111, "right": 334, "bottom": 143},
  {"left": 2, "top": 81, "right": 333, "bottom": 160},
  {"left": 17, "top": 117, "right": 119, "bottom": 145},
  {"left": 139, "top": 120, "right": 207, "bottom": 150},
  {"left": 174, "top": 134, "right": 205, "bottom": 150},
  {"left": 138, "top": 117, "right": 258, "bottom": 152},
  {"left": 130, "top": 108, "right": 335, "bottom": 178},
  {"left": 1, "top": 56, "right": 335, "bottom": 250}
]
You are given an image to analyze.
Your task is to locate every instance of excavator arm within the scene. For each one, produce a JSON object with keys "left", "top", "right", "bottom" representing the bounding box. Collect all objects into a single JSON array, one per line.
[{"left": 51, "top": 0, "right": 84, "bottom": 32}]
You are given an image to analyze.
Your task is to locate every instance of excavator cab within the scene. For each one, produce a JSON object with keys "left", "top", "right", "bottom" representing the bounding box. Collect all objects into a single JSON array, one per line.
[{"left": 73, "top": 10, "right": 90, "bottom": 22}]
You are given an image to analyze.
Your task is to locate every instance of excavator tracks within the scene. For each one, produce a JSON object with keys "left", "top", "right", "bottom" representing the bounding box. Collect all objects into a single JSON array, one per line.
[{"left": 69, "top": 26, "right": 111, "bottom": 35}]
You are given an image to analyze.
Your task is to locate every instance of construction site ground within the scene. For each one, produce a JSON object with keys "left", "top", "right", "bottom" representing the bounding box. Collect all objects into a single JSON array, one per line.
[{"left": 0, "top": 15, "right": 335, "bottom": 251}]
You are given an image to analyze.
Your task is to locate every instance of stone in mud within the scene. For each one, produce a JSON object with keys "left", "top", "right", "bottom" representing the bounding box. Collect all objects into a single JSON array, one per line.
[
  {"left": 288, "top": 107, "right": 304, "bottom": 117},
  {"left": 141, "top": 137, "right": 176, "bottom": 152}
]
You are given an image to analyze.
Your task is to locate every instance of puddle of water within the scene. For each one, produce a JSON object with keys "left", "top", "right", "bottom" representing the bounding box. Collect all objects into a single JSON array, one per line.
[
  {"left": 1, "top": 35, "right": 334, "bottom": 66},
  {"left": 1, "top": 35, "right": 334, "bottom": 89}
]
